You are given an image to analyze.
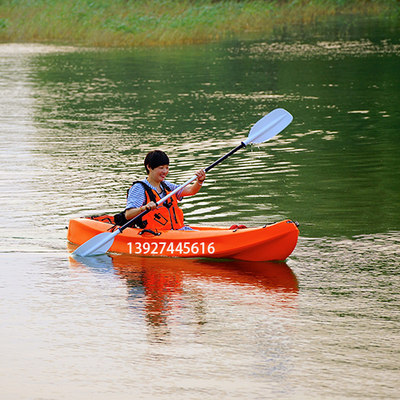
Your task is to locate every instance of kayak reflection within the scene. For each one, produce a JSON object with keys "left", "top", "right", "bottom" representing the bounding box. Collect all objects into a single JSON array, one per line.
[{"left": 70, "top": 254, "right": 298, "bottom": 335}]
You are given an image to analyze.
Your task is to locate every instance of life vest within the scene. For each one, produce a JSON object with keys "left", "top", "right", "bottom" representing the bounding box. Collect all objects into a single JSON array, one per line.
[{"left": 128, "top": 181, "right": 185, "bottom": 230}]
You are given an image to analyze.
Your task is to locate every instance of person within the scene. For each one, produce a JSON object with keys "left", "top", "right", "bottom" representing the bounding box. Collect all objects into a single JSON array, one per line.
[{"left": 122, "top": 150, "right": 206, "bottom": 230}]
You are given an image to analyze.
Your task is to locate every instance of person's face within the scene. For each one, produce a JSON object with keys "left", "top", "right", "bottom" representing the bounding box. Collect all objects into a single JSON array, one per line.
[{"left": 148, "top": 164, "right": 169, "bottom": 182}]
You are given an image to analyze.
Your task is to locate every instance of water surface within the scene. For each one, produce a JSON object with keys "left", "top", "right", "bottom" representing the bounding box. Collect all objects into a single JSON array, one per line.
[{"left": 0, "top": 18, "right": 399, "bottom": 399}]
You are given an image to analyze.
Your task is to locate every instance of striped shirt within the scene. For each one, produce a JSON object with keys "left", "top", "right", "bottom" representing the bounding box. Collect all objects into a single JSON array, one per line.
[{"left": 126, "top": 178, "right": 183, "bottom": 210}]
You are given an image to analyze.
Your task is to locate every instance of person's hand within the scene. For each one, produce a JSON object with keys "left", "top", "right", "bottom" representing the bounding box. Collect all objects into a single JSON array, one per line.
[
  {"left": 142, "top": 201, "right": 157, "bottom": 212},
  {"left": 196, "top": 169, "right": 206, "bottom": 184}
]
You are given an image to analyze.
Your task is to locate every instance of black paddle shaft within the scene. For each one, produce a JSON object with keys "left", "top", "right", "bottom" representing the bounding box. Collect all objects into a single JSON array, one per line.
[{"left": 204, "top": 142, "right": 246, "bottom": 173}]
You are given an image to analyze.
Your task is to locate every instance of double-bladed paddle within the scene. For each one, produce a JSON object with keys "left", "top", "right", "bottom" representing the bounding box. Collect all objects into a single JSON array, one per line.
[{"left": 72, "top": 108, "right": 293, "bottom": 257}]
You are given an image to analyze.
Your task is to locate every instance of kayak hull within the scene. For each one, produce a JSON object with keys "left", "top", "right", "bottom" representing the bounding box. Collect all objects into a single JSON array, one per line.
[{"left": 67, "top": 215, "right": 299, "bottom": 261}]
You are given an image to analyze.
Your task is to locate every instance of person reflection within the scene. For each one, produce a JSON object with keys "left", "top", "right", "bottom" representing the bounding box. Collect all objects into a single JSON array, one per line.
[{"left": 141, "top": 266, "right": 182, "bottom": 329}]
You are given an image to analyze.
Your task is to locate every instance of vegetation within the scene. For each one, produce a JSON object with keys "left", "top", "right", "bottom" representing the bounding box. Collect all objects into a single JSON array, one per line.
[{"left": 0, "top": 0, "right": 399, "bottom": 47}]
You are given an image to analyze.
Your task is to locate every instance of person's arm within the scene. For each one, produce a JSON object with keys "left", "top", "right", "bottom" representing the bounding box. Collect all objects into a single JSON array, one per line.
[
  {"left": 181, "top": 169, "right": 206, "bottom": 197},
  {"left": 125, "top": 202, "right": 156, "bottom": 220},
  {"left": 125, "top": 182, "right": 156, "bottom": 220}
]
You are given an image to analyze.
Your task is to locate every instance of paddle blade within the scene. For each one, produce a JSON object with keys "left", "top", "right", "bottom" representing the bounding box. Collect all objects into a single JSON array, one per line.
[
  {"left": 244, "top": 108, "right": 293, "bottom": 145},
  {"left": 72, "top": 230, "right": 119, "bottom": 257}
]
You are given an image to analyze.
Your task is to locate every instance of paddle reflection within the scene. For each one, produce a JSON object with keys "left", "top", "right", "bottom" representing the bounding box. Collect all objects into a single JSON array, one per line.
[{"left": 70, "top": 253, "right": 298, "bottom": 337}]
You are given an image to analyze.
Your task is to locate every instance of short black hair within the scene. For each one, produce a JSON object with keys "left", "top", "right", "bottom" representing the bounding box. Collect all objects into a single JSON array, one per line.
[{"left": 144, "top": 150, "right": 169, "bottom": 173}]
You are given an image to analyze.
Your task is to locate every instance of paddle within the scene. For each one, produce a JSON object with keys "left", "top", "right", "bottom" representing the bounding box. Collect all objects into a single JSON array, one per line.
[{"left": 72, "top": 108, "right": 293, "bottom": 257}]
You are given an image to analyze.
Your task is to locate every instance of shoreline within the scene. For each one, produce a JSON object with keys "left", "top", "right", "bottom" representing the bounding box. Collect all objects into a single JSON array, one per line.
[{"left": 0, "top": 0, "right": 399, "bottom": 47}]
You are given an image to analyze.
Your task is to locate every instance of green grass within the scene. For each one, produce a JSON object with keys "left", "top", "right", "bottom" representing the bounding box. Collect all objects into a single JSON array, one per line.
[{"left": 0, "top": 0, "right": 399, "bottom": 47}]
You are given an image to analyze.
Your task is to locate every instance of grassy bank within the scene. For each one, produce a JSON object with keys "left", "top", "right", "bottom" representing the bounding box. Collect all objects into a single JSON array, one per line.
[{"left": 0, "top": 0, "right": 399, "bottom": 47}]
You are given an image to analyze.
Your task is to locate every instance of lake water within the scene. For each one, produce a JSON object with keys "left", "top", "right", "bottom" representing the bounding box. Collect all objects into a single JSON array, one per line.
[{"left": 1, "top": 17, "right": 399, "bottom": 399}]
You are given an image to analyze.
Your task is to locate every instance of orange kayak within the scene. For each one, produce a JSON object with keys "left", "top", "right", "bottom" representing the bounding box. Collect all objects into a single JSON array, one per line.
[{"left": 67, "top": 215, "right": 299, "bottom": 261}]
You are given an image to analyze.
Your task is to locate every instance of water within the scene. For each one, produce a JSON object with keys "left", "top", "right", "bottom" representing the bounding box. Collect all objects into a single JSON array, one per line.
[{"left": 1, "top": 17, "right": 399, "bottom": 399}]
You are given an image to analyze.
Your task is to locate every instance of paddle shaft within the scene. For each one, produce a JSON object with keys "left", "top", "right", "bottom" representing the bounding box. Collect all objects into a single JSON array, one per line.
[
  {"left": 118, "top": 141, "right": 246, "bottom": 233},
  {"left": 204, "top": 142, "right": 245, "bottom": 172}
]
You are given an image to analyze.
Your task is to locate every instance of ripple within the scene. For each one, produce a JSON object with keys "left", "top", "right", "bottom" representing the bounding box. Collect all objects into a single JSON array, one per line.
[{"left": 245, "top": 39, "right": 400, "bottom": 60}]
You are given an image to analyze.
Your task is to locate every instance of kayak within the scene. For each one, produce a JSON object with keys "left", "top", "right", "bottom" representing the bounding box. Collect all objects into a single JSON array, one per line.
[{"left": 67, "top": 215, "right": 299, "bottom": 261}]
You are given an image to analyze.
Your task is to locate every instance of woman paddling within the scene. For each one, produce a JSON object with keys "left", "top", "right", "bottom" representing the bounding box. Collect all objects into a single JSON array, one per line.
[{"left": 120, "top": 150, "right": 206, "bottom": 230}]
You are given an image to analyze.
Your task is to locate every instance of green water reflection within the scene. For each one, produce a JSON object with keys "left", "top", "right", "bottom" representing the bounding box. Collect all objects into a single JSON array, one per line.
[{"left": 30, "top": 18, "right": 400, "bottom": 238}]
